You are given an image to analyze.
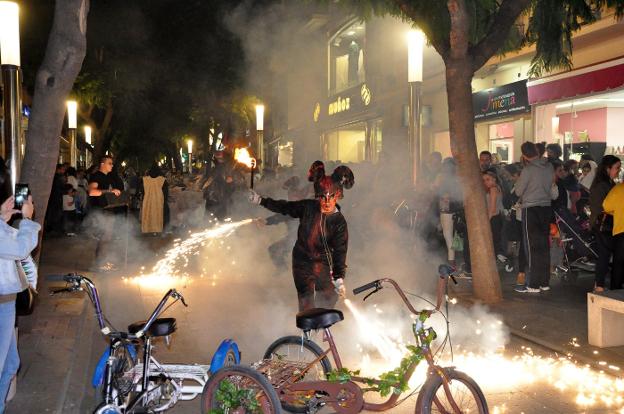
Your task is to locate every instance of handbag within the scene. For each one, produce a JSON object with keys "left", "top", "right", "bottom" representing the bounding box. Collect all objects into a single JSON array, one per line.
[{"left": 15, "top": 259, "right": 37, "bottom": 316}]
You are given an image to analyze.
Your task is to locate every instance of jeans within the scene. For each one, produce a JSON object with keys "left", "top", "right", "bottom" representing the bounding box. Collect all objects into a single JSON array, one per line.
[
  {"left": 522, "top": 206, "right": 553, "bottom": 289},
  {"left": 440, "top": 213, "right": 455, "bottom": 261},
  {"left": 612, "top": 233, "right": 624, "bottom": 290},
  {"left": 593, "top": 229, "right": 613, "bottom": 289},
  {"left": 0, "top": 300, "right": 18, "bottom": 413},
  {"left": 490, "top": 213, "right": 504, "bottom": 256}
]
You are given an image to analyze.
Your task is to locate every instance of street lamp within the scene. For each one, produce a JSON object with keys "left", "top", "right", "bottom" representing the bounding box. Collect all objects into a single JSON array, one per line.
[
  {"left": 255, "top": 104, "right": 264, "bottom": 171},
  {"left": 0, "top": 1, "right": 22, "bottom": 191},
  {"left": 84, "top": 125, "right": 92, "bottom": 167},
  {"left": 67, "top": 100, "right": 78, "bottom": 167},
  {"left": 187, "top": 139, "right": 193, "bottom": 174},
  {"left": 407, "top": 29, "right": 425, "bottom": 186}
]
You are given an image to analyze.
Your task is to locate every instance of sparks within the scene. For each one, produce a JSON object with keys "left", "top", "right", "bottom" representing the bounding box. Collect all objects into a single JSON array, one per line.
[
  {"left": 126, "top": 219, "right": 252, "bottom": 288},
  {"left": 343, "top": 299, "right": 624, "bottom": 411}
]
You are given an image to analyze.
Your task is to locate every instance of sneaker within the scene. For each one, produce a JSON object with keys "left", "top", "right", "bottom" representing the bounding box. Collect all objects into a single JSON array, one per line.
[
  {"left": 514, "top": 286, "right": 540, "bottom": 293},
  {"left": 540, "top": 286, "right": 551, "bottom": 291},
  {"left": 455, "top": 272, "right": 472, "bottom": 280}
]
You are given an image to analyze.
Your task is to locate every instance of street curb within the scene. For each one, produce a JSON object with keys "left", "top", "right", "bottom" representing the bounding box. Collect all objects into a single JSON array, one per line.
[{"left": 510, "top": 328, "right": 624, "bottom": 379}]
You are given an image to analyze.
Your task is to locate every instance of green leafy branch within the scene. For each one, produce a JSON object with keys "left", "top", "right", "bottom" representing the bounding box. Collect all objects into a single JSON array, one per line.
[
  {"left": 327, "top": 310, "right": 437, "bottom": 397},
  {"left": 209, "top": 379, "right": 261, "bottom": 414}
]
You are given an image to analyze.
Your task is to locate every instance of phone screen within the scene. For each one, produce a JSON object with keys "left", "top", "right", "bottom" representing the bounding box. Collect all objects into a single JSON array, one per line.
[{"left": 14, "top": 184, "right": 29, "bottom": 210}]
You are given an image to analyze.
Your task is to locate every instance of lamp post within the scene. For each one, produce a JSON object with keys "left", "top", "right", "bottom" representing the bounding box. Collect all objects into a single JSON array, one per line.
[
  {"left": 67, "top": 100, "right": 78, "bottom": 167},
  {"left": 255, "top": 104, "right": 264, "bottom": 172},
  {"left": 84, "top": 125, "right": 92, "bottom": 168},
  {"left": 407, "top": 29, "right": 424, "bottom": 186},
  {"left": 0, "top": 1, "right": 22, "bottom": 191},
  {"left": 187, "top": 139, "right": 193, "bottom": 174}
]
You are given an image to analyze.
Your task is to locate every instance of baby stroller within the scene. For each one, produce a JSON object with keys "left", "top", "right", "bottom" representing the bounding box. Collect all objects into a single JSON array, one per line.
[{"left": 552, "top": 209, "right": 597, "bottom": 279}]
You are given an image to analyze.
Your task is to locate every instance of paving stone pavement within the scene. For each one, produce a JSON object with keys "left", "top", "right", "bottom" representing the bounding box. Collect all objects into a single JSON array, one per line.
[{"left": 6, "top": 232, "right": 624, "bottom": 414}]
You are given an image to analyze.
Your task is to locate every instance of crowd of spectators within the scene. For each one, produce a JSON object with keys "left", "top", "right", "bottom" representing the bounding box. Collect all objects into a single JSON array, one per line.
[{"left": 413, "top": 142, "right": 623, "bottom": 295}]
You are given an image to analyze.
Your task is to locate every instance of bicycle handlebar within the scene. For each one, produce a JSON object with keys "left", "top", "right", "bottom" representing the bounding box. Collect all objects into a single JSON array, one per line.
[
  {"left": 45, "top": 273, "right": 188, "bottom": 339},
  {"left": 352, "top": 280, "right": 380, "bottom": 295},
  {"left": 353, "top": 264, "right": 456, "bottom": 314}
]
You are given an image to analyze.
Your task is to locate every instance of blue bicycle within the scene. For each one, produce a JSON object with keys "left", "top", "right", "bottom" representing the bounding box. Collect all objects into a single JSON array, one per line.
[{"left": 48, "top": 273, "right": 240, "bottom": 413}]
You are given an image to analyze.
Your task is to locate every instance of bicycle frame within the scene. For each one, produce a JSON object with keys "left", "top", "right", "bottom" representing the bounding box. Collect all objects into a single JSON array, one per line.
[{"left": 274, "top": 273, "right": 464, "bottom": 413}]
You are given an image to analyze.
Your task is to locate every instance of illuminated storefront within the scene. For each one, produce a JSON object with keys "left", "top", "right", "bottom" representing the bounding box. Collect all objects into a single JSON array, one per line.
[
  {"left": 472, "top": 80, "right": 532, "bottom": 163},
  {"left": 529, "top": 57, "right": 624, "bottom": 160}
]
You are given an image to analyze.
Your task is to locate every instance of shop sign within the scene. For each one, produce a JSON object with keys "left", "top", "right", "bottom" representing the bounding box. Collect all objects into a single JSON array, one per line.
[
  {"left": 329, "top": 96, "right": 351, "bottom": 115},
  {"left": 315, "top": 83, "right": 373, "bottom": 122},
  {"left": 473, "top": 80, "right": 529, "bottom": 121}
]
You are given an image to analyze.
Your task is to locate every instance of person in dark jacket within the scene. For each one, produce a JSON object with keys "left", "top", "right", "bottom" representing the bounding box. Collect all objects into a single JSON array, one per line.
[
  {"left": 589, "top": 155, "right": 622, "bottom": 292},
  {"left": 250, "top": 161, "right": 354, "bottom": 311}
]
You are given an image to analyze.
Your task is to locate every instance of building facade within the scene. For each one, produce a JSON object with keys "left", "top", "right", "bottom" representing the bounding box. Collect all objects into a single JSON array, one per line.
[{"left": 278, "top": 7, "right": 624, "bottom": 173}]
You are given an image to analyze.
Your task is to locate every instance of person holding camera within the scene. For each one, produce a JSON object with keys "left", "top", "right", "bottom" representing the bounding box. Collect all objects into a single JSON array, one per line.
[{"left": 0, "top": 158, "right": 40, "bottom": 413}]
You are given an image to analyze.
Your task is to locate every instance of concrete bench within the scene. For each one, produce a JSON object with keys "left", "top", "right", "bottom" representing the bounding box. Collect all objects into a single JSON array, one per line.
[{"left": 588, "top": 290, "right": 624, "bottom": 348}]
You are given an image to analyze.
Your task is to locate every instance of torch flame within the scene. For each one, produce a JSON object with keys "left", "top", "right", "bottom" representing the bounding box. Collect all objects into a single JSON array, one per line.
[{"left": 234, "top": 147, "right": 256, "bottom": 169}]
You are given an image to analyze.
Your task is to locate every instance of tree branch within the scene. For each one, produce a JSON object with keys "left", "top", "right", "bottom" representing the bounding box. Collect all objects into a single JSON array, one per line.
[{"left": 470, "top": 0, "right": 531, "bottom": 71}]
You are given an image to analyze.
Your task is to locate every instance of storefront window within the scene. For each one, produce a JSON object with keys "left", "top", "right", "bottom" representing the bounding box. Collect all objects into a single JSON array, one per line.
[
  {"left": 277, "top": 141, "right": 294, "bottom": 167},
  {"left": 535, "top": 89, "right": 624, "bottom": 159},
  {"left": 322, "top": 119, "right": 382, "bottom": 163},
  {"left": 370, "top": 119, "right": 383, "bottom": 163},
  {"left": 329, "top": 21, "right": 365, "bottom": 95},
  {"left": 488, "top": 122, "right": 514, "bottom": 163}
]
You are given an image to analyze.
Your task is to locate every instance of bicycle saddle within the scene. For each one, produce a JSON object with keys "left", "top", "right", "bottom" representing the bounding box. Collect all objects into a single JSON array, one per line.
[
  {"left": 296, "top": 308, "right": 344, "bottom": 331},
  {"left": 128, "top": 317, "right": 177, "bottom": 337}
]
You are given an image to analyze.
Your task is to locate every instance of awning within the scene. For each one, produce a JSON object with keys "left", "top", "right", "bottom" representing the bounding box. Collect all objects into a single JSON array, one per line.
[{"left": 527, "top": 57, "right": 624, "bottom": 105}]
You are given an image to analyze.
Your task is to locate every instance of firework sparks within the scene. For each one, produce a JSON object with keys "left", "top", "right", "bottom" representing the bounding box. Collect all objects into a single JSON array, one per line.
[
  {"left": 125, "top": 219, "right": 252, "bottom": 288},
  {"left": 344, "top": 300, "right": 624, "bottom": 411}
]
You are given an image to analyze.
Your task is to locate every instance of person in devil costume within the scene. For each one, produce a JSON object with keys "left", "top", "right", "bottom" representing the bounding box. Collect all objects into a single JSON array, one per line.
[{"left": 250, "top": 161, "right": 354, "bottom": 311}]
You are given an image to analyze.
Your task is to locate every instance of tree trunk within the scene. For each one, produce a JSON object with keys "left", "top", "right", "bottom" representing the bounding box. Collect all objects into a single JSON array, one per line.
[
  {"left": 21, "top": 0, "right": 89, "bottom": 238},
  {"left": 445, "top": 60, "right": 502, "bottom": 303}
]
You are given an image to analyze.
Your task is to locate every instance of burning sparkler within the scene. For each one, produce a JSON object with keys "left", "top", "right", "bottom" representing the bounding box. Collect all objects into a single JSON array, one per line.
[
  {"left": 234, "top": 147, "right": 257, "bottom": 188},
  {"left": 125, "top": 219, "right": 252, "bottom": 288}
]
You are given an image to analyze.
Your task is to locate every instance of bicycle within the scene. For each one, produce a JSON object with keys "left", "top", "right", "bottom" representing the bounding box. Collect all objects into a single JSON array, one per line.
[
  {"left": 47, "top": 273, "right": 252, "bottom": 413},
  {"left": 258, "top": 264, "right": 488, "bottom": 414}
]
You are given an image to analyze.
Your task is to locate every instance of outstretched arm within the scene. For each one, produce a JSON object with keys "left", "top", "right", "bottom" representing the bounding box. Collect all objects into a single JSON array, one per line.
[{"left": 260, "top": 198, "right": 306, "bottom": 219}]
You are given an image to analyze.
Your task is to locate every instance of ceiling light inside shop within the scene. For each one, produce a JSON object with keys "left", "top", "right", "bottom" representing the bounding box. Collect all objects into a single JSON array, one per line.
[{"left": 556, "top": 97, "right": 624, "bottom": 109}]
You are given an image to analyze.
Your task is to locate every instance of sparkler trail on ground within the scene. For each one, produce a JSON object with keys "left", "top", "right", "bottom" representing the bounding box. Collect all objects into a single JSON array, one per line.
[
  {"left": 122, "top": 219, "right": 252, "bottom": 288},
  {"left": 344, "top": 298, "right": 624, "bottom": 412}
]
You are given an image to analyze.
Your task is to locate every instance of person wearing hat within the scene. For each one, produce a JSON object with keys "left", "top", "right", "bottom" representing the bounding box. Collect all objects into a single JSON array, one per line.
[{"left": 249, "top": 161, "right": 354, "bottom": 311}]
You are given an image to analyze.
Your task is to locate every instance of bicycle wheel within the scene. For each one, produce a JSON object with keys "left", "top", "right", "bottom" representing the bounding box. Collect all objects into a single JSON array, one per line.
[
  {"left": 96, "top": 344, "right": 137, "bottom": 409},
  {"left": 415, "top": 368, "right": 488, "bottom": 414},
  {"left": 200, "top": 365, "right": 280, "bottom": 414},
  {"left": 263, "top": 335, "right": 332, "bottom": 413}
]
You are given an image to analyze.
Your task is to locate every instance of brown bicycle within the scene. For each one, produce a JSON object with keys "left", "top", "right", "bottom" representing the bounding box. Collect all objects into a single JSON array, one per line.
[{"left": 258, "top": 264, "right": 488, "bottom": 414}]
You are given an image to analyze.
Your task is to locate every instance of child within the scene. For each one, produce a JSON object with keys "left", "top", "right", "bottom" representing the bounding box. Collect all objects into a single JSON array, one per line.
[
  {"left": 62, "top": 184, "right": 77, "bottom": 236},
  {"left": 482, "top": 168, "right": 507, "bottom": 263}
]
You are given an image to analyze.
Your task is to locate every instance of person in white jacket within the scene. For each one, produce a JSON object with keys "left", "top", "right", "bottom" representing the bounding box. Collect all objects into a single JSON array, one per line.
[{"left": 0, "top": 182, "right": 39, "bottom": 413}]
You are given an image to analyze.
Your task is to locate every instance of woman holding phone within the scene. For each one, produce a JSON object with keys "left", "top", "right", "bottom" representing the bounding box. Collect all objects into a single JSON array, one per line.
[{"left": 0, "top": 157, "right": 40, "bottom": 413}]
